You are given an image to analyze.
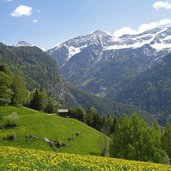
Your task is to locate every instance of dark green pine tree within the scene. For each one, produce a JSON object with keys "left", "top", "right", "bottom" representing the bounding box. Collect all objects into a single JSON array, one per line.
[
  {"left": 11, "top": 75, "right": 29, "bottom": 106},
  {"left": 162, "top": 124, "right": 171, "bottom": 163},
  {"left": 29, "top": 89, "right": 41, "bottom": 110},
  {"left": 0, "top": 71, "right": 13, "bottom": 104},
  {"left": 86, "top": 107, "right": 101, "bottom": 130},
  {"left": 29, "top": 88, "right": 49, "bottom": 112},
  {"left": 110, "top": 114, "right": 131, "bottom": 159}
]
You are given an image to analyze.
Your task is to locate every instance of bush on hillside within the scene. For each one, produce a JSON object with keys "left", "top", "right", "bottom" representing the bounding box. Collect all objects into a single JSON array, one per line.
[
  {"left": 3, "top": 134, "right": 16, "bottom": 141},
  {"left": 3, "top": 112, "right": 18, "bottom": 129}
]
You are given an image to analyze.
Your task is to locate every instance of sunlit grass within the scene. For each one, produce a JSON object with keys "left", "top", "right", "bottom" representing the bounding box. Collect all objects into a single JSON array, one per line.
[
  {"left": 0, "top": 146, "right": 171, "bottom": 171},
  {"left": 0, "top": 106, "right": 106, "bottom": 155}
]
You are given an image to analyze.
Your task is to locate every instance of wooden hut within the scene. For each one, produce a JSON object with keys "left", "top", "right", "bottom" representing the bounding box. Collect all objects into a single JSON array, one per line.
[{"left": 58, "top": 109, "right": 69, "bottom": 117}]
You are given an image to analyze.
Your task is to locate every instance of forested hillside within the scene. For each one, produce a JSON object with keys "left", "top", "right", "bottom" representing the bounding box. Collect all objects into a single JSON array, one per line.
[
  {"left": 0, "top": 43, "right": 152, "bottom": 120},
  {"left": 68, "top": 85, "right": 153, "bottom": 122},
  {"left": 0, "top": 43, "right": 60, "bottom": 91},
  {"left": 107, "top": 53, "right": 171, "bottom": 124}
]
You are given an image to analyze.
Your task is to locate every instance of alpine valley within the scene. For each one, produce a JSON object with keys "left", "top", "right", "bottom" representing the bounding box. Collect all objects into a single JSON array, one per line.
[
  {"left": 2, "top": 0, "right": 171, "bottom": 169},
  {"left": 47, "top": 24, "right": 171, "bottom": 124},
  {"left": 1, "top": 24, "right": 171, "bottom": 124},
  {"left": 0, "top": 42, "right": 150, "bottom": 120}
]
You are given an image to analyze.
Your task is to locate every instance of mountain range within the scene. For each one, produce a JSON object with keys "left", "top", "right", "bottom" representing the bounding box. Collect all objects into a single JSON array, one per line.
[
  {"left": 46, "top": 25, "right": 171, "bottom": 124},
  {"left": 2, "top": 24, "right": 171, "bottom": 124},
  {"left": 0, "top": 42, "right": 151, "bottom": 121},
  {"left": 47, "top": 25, "right": 171, "bottom": 95}
]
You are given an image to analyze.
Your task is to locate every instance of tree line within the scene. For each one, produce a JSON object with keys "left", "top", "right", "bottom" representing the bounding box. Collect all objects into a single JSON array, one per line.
[
  {"left": 110, "top": 113, "right": 171, "bottom": 164},
  {"left": 67, "top": 107, "right": 171, "bottom": 164},
  {"left": 0, "top": 64, "right": 54, "bottom": 113},
  {"left": 68, "top": 107, "right": 116, "bottom": 135}
]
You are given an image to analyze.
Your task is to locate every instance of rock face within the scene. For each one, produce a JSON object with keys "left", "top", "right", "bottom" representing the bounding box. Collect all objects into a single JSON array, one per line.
[{"left": 16, "top": 41, "right": 33, "bottom": 47}]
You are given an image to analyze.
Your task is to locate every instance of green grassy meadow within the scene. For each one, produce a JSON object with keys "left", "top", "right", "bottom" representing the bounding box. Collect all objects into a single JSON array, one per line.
[{"left": 0, "top": 106, "right": 107, "bottom": 155}]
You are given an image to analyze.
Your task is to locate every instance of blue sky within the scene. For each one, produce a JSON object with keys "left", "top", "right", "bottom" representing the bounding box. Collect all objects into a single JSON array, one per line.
[{"left": 1, "top": 0, "right": 171, "bottom": 48}]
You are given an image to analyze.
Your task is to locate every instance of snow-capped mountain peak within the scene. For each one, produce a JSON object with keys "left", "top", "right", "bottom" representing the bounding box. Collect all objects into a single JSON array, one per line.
[
  {"left": 105, "top": 26, "right": 171, "bottom": 51},
  {"left": 91, "top": 29, "right": 111, "bottom": 37},
  {"left": 48, "top": 25, "right": 171, "bottom": 66},
  {"left": 48, "top": 30, "right": 112, "bottom": 62}
]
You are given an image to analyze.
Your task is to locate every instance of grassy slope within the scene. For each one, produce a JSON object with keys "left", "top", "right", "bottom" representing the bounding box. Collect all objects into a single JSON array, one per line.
[{"left": 0, "top": 106, "right": 107, "bottom": 155}]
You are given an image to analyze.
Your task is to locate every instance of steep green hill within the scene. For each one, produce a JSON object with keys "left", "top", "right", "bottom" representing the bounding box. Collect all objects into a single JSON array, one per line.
[
  {"left": 0, "top": 106, "right": 107, "bottom": 155},
  {"left": 0, "top": 43, "right": 60, "bottom": 90}
]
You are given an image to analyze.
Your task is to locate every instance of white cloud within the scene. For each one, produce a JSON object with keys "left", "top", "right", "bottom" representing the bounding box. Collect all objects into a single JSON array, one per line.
[
  {"left": 11, "top": 5, "right": 32, "bottom": 17},
  {"left": 114, "top": 27, "right": 137, "bottom": 37},
  {"left": 158, "top": 18, "right": 171, "bottom": 25},
  {"left": 153, "top": 1, "right": 171, "bottom": 10},
  {"left": 4, "top": 0, "right": 14, "bottom": 2},
  {"left": 33, "top": 19, "right": 38, "bottom": 23},
  {"left": 114, "top": 18, "right": 171, "bottom": 37},
  {"left": 139, "top": 19, "right": 171, "bottom": 32},
  {"left": 138, "top": 22, "right": 158, "bottom": 33}
]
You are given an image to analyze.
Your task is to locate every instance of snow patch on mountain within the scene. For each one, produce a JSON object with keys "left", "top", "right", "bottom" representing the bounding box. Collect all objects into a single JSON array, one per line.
[
  {"left": 151, "top": 43, "right": 171, "bottom": 52},
  {"left": 105, "top": 26, "right": 171, "bottom": 51},
  {"left": 67, "top": 44, "right": 87, "bottom": 61},
  {"left": 105, "top": 37, "right": 154, "bottom": 50},
  {"left": 163, "top": 35, "right": 171, "bottom": 41}
]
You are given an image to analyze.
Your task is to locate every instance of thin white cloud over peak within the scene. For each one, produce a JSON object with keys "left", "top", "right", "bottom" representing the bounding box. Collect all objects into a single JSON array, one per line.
[
  {"left": 11, "top": 5, "right": 32, "bottom": 17},
  {"left": 4, "top": 0, "right": 14, "bottom": 2},
  {"left": 33, "top": 19, "right": 39, "bottom": 23},
  {"left": 114, "top": 27, "right": 137, "bottom": 37},
  {"left": 114, "top": 18, "right": 171, "bottom": 37},
  {"left": 140, "top": 18, "right": 171, "bottom": 31},
  {"left": 159, "top": 18, "right": 171, "bottom": 25},
  {"left": 153, "top": 1, "right": 171, "bottom": 10},
  {"left": 139, "top": 22, "right": 158, "bottom": 33}
]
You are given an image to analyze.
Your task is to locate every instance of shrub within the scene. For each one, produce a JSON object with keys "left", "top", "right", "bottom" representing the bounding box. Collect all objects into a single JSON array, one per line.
[
  {"left": 4, "top": 119, "right": 17, "bottom": 129},
  {"left": 44, "top": 137, "right": 66, "bottom": 148},
  {"left": 53, "top": 140, "right": 66, "bottom": 148},
  {"left": 76, "top": 132, "right": 80, "bottom": 136},
  {"left": 3, "top": 134, "right": 16, "bottom": 141},
  {"left": 3, "top": 112, "right": 18, "bottom": 129},
  {"left": 68, "top": 137, "right": 73, "bottom": 141},
  {"left": 25, "top": 135, "right": 37, "bottom": 142}
]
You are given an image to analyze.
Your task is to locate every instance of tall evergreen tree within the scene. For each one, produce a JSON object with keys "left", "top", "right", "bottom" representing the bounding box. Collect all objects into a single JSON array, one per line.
[
  {"left": 86, "top": 107, "right": 102, "bottom": 130},
  {"left": 11, "top": 75, "right": 29, "bottom": 105},
  {"left": 0, "top": 72, "right": 12, "bottom": 104},
  {"left": 29, "top": 89, "right": 41, "bottom": 110},
  {"left": 162, "top": 124, "right": 171, "bottom": 163},
  {"left": 29, "top": 88, "right": 50, "bottom": 112},
  {"left": 110, "top": 114, "right": 131, "bottom": 159},
  {"left": 130, "top": 113, "right": 147, "bottom": 160},
  {"left": 68, "top": 107, "right": 86, "bottom": 122}
]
